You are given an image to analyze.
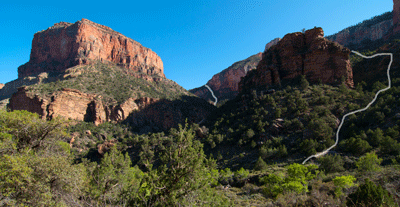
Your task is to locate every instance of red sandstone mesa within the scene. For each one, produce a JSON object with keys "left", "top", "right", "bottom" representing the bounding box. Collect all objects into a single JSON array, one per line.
[
  {"left": 18, "top": 18, "right": 164, "bottom": 79},
  {"left": 239, "top": 27, "right": 354, "bottom": 93}
]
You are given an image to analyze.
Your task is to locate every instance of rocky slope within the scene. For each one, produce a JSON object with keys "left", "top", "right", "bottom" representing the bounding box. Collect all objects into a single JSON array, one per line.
[
  {"left": 239, "top": 27, "right": 353, "bottom": 93},
  {"left": 0, "top": 84, "right": 4, "bottom": 90},
  {"left": 189, "top": 53, "right": 262, "bottom": 103},
  {"left": 18, "top": 18, "right": 163, "bottom": 80}
]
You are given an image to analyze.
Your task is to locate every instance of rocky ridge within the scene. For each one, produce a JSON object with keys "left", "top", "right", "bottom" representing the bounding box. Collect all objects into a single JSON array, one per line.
[
  {"left": 18, "top": 18, "right": 164, "bottom": 81},
  {"left": 189, "top": 53, "right": 262, "bottom": 102},
  {"left": 239, "top": 27, "right": 354, "bottom": 93}
]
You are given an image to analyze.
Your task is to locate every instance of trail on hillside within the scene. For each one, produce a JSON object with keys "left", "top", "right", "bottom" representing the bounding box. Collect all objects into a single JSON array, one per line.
[
  {"left": 302, "top": 51, "right": 394, "bottom": 164},
  {"left": 205, "top": 84, "right": 218, "bottom": 106}
]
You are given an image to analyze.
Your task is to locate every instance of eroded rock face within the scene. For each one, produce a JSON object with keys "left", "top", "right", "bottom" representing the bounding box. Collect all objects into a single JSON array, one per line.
[
  {"left": 8, "top": 87, "right": 158, "bottom": 126},
  {"left": 0, "top": 84, "right": 4, "bottom": 90},
  {"left": 394, "top": 0, "right": 400, "bottom": 34},
  {"left": 189, "top": 53, "right": 262, "bottom": 102},
  {"left": 8, "top": 87, "right": 214, "bottom": 132},
  {"left": 239, "top": 27, "right": 353, "bottom": 93},
  {"left": 18, "top": 18, "right": 164, "bottom": 79}
]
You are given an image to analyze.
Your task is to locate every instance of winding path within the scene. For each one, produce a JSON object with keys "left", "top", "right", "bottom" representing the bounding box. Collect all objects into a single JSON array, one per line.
[{"left": 302, "top": 51, "right": 394, "bottom": 164}]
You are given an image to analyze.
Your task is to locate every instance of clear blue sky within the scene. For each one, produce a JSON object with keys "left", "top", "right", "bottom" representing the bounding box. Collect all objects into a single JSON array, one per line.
[{"left": 0, "top": 0, "right": 393, "bottom": 90}]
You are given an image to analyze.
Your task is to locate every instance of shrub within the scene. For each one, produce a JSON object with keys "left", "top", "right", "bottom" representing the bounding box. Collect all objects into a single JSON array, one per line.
[
  {"left": 234, "top": 167, "right": 249, "bottom": 180},
  {"left": 355, "top": 152, "right": 382, "bottom": 172},
  {"left": 341, "top": 137, "right": 372, "bottom": 156},
  {"left": 260, "top": 163, "right": 319, "bottom": 198},
  {"left": 299, "top": 139, "right": 318, "bottom": 156},
  {"left": 346, "top": 179, "right": 395, "bottom": 207},
  {"left": 318, "top": 154, "right": 345, "bottom": 173},
  {"left": 332, "top": 175, "right": 356, "bottom": 197},
  {"left": 254, "top": 156, "right": 268, "bottom": 171},
  {"left": 300, "top": 75, "right": 309, "bottom": 90}
]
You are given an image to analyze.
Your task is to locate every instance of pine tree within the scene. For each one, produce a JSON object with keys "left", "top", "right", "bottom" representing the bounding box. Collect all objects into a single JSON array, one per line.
[{"left": 254, "top": 156, "right": 268, "bottom": 171}]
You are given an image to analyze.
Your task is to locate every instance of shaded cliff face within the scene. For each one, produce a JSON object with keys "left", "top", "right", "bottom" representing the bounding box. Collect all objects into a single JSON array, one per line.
[
  {"left": 18, "top": 18, "right": 164, "bottom": 79},
  {"left": 189, "top": 53, "right": 262, "bottom": 102},
  {"left": 326, "top": 12, "right": 393, "bottom": 47},
  {"left": 239, "top": 27, "right": 353, "bottom": 93},
  {"left": 394, "top": 0, "right": 400, "bottom": 34}
]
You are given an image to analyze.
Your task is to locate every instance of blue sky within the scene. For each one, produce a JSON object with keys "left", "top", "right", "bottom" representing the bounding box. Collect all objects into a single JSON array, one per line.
[{"left": 0, "top": 0, "right": 393, "bottom": 90}]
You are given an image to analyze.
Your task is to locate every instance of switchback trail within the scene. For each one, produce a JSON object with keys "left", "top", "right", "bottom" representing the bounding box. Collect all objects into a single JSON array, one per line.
[{"left": 302, "top": 51, "right": 394, "bottom": 164}]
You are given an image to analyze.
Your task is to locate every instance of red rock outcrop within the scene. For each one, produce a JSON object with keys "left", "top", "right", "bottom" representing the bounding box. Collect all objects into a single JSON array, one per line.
[
  {"left": 18, "top": 18, "right": 164, "bottom": 80},
  {"left": 0, "top": 84, "right": 4, "bottom": 90},
  {"left": 8, "top": 87, "right": 214, "bottom": 131},
  {"left": 189, "top": 53, "right": 262, "bottom": 102},
  {"left": 8, "top": 87, "right": 159, "bottom": 126},
  {"left": 239, "top": 27, "right": 353, "bottom": 93},
  {"left": 394, "top": 0, "right": 400, "bottom": 34}
]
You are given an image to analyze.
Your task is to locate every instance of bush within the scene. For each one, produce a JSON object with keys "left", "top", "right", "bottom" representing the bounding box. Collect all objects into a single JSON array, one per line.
[
  {"left": 355, "top": 152, "right": 382, "bottom": 172},
  {"left": 260, "top": 163, "right": 319, "bottom": 198},
  {"left": 340, "top": 136, "right": 372, "bottom": 156},
  {"left": 347, "top": 179, "right": 395, "bottom": 207},
  {"left": 299, "top": 139, "right": 318, "bottom": 156},
  {"left": 318, "top": 154, "right": 345, "bottom": 173},
  {"left": 254, "top": 157, "right": 268, "bottom": 171},
  {"left": 332, "top": 175, "right": 356, "bottom": 197}
]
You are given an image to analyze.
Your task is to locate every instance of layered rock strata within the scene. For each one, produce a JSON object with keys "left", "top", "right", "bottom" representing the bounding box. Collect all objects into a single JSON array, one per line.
[
  {"left": 18, "top": 18, "right": 164, "bottom": 80},
  {"left": 8, "top": 87, "right": 157, "bottom": 126}
]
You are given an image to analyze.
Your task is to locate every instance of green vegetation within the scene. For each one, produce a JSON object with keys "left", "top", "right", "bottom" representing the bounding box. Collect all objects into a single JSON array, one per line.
[
  {"left": 3, "top": 19, "right": 400, "bottom": 205},
  {"left": 355, "top": 152, "right": 382, "bottom": 173},
  {"left": 347, "top": 179, "right": 395, "bottom": 207},
  {"left": 333, "top": 175, "right": 356, "bottom": 197},
  {"left": 27, "top": 62, "right": 190, "bottom": 104}
]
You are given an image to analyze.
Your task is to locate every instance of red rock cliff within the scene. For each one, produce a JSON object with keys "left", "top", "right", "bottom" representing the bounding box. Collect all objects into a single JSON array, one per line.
[
  {"left": 239, "top": 27, "right": 353, "bottom": 93},
  {"left": 189, "top": 53, "right": 262, "bottom": 102},
  {"left": 18, "top": 18, "right": 164, "bottom": 79}
]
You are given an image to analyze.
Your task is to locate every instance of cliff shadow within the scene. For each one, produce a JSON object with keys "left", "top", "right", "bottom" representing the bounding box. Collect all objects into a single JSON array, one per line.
[{"left": 122, "top": 95, "right": 217, "bottom": 135}]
